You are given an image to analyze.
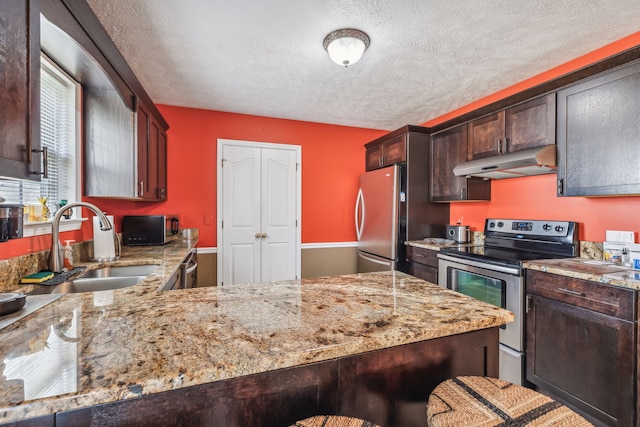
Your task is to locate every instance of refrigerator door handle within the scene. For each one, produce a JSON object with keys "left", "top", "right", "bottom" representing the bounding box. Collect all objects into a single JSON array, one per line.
[
  {"left": 359, "top": 251, "right": 392, "bottom": 267},
  {"left": 355, "top": 188, "right": 364, "bottom": 241}
]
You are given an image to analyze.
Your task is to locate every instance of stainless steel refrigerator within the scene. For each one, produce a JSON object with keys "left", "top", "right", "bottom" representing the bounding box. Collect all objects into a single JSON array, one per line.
[{"left": 355, "top": 162, "right": 449, "bottom": 273}]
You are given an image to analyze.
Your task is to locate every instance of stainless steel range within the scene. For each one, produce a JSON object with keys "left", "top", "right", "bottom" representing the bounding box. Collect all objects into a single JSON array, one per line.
[{"left": 437, "top": 218, "right": 579, "bottom": 385}]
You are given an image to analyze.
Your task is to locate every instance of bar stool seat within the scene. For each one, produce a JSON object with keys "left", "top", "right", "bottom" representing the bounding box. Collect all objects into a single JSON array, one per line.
[
  {"left": 427, "top": 376, "right": 593, "bottom": 427},
  {"left": 290, "top": 415, "right": 381, "bottom": 427}
]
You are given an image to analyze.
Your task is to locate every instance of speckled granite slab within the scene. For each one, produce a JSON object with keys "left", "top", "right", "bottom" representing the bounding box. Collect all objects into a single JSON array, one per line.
[
  {"left": 0, "top": 294, "right": 63, "bottom": 331},
  {"left": 0, "top": 269, "right": 512, "bottom": 423},
  {"left": 524, "top": 258, "right": 640, "bottom": 290}
]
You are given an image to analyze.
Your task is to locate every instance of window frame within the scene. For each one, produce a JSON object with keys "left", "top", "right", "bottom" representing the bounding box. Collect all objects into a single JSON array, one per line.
[{"left": 22, "top": 54, "right": 84, "bottom": 236}]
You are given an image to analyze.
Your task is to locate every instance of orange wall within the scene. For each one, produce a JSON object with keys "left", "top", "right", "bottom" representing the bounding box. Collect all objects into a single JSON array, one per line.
[
  {"left": 134, "top": 106, "right": 386, "bottom": 247},
  {"left": 424, "top": 31, "right": 640, "bottom": 242},
  {"left": 0, "top": 109, "right": 385, "bottom": 259}
]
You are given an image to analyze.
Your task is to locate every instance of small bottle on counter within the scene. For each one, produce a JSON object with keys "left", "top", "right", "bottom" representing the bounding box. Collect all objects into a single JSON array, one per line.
[
  {"left": 63, "top": 240, "right": 75, "bottom": 270},
  {"left": 621, "top": 248, "right": 631, "bottom": 267}
]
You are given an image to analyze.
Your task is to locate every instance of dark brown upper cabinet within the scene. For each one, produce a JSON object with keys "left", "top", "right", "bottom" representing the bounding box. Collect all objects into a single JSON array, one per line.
[
  {"left": 365, "top": 134, "right": 407, "bottom": 171},
  {"left": 137, "top": 102, "right": 168, "bottom": 201},
  {"left": 40, "top": 0, "right": 169, "bottom": 201},
  {"left": 431, "top": 125, "right": 491, "bottom": 202},
  {"left": 557, "top": 60, "right": 640, "bottom": 197},
  {"left": 467, "top": 111, "right": 505, "bottom": 160},
  {"left": 468, "top": 94, "right": 556, "bottom": 160},
  {"left": 0, "top": 0, "right": 42, "bottom": 181}
]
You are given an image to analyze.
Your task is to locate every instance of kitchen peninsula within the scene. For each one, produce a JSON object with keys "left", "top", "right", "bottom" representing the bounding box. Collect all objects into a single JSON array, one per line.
[{"left": 0, "top": 244, "right": 512, "bottom": 427}]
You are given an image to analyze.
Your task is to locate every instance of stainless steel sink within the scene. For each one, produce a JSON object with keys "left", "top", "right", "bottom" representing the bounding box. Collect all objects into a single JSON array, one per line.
[
  {"left": 53, "top": 276, "right": 145, "bottom": 293},
  {"left": 28, "top": 264, "right": 160, "bottom": 294},
  {"left": 81, "top": 264, "right": 158, "bottom": 278}
]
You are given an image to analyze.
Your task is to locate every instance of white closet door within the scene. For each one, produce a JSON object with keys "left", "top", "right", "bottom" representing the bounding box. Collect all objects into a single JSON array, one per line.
[
  {"left": 221, "top": 144, "right": 262, "bottom": 285},
  {"left": 219, "top": 140, "right": 300, "bottom": 286},
  {"left": 260, "top": 147, "right": 298, "bottom": 283}
]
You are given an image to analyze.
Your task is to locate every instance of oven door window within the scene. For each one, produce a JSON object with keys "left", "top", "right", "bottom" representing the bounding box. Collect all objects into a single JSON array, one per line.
[{"left": 452, "top": 270, "right": 506, "bottom": 309}]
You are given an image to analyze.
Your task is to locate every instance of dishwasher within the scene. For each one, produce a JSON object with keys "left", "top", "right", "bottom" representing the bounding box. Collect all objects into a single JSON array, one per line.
[
  {"left": 162, "top": 249, "right": 198, "bottom": 290},
  {"left": 181, "top": 249, "right": 198, "bottom": 289}
]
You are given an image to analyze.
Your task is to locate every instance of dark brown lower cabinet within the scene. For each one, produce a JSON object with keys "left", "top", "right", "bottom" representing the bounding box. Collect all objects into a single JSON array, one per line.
[
  {"left": 0, "top": 415, "right": 53, "bottom": 427},
  {"left": 51, "top": 328, "right": 498, "bottom": 427},
  {"left": 525, "top": 270, "right": 637, "bottom": 427},
  {"left": 406, "top": 246, "right": 439, "bottom": 284}
]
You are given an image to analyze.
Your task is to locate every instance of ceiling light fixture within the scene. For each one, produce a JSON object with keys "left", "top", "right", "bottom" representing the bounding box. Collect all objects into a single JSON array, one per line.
[{"left": 323, "top": 28, "right": 370, "bottom": 67}]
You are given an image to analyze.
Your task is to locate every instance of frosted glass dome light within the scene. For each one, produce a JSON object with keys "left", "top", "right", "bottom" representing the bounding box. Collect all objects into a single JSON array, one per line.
[{"left": 323, "top": 29, "right": 370, "bottom": 67}]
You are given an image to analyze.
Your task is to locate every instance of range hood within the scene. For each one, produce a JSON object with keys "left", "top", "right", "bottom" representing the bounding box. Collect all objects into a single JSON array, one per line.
[{"left": 453, "top": 145, "right": 557, "bottom": 180}]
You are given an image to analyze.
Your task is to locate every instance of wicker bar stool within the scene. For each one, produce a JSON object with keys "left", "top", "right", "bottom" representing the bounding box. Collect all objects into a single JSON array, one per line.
[
  {"left": 290, "top": 415, "right": 381, "bottom": 427},
  {"left": 427, "top": 376, "right": 593, "bottom": 427}
]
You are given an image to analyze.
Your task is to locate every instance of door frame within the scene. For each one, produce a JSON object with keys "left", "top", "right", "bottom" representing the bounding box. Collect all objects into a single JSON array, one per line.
[{"left": 216, "top": 138, "right": 302, "bottom": 286}]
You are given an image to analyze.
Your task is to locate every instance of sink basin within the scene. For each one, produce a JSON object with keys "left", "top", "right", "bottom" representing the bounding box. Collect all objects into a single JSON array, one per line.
[
  {"left": 82, "top": 264, "right": 158, "bottom": 278},
  {"left": 25, "top": 264, "right": 159, "bottom": 295},
  {"left": 52, "top": 276, "right": 145, "bottom": 293},
  {"left": 55, "top": 264, "right": 160, "bottom": 293}
]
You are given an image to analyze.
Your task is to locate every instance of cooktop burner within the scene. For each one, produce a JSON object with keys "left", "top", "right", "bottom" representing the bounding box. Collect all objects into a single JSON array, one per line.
[{"left": 440, "top": 218, "right": 580, "bottom": 268}]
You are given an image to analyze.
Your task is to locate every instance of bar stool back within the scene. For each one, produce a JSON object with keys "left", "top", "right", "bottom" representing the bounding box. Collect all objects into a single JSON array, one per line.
[
  {"left": 290, "top": 415, "right": 381, "bottom": 427},
  {"left": 427, "top": 376, "right": 593, "bottom": 427}
]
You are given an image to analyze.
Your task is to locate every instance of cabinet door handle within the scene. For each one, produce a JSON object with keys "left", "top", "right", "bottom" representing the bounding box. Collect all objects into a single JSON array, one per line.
[
  {"left": 503, "top": 138, "right": 509, "bottom": 154},
  {"left": 497, "top": 139, "right": 502, "bottom": 154},
  {"left": 31, "top": 147, "right": 48, "bottom": 178},
  {"left": 138, "top": 181, "right": 144, "bottom": 196},
  {"left": 558, "top": 287, "right": 585, "bottom": 297}
]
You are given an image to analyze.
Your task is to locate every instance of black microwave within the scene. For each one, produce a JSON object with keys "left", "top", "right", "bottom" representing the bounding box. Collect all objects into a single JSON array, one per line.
[{"left": 122, "top": 215, "right": 180, "bottom": 246}]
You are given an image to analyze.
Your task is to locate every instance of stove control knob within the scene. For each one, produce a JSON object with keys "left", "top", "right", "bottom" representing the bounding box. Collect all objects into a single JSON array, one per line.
[
  {"left": 555, "top": 225, "right": 565, "bottom": 232},
  {"left": 488, "top": 222, "right": 495, "bottom": 228},
  {"left": 497, "top": 221, "right": 504, "bottom": 228},
  {"left": 543, "top": 223, "right": 552, "bottom": 231}
]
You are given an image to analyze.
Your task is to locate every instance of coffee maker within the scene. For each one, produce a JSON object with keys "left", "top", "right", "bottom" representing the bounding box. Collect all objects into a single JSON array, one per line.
[{"left": 0, "top": 204, "right": 24, "bottom": 242}]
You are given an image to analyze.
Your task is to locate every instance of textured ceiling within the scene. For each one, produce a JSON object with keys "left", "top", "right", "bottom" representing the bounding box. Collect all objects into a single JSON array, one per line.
[{"left": 85, "top": 0, "right": 640, "bottom": 131}]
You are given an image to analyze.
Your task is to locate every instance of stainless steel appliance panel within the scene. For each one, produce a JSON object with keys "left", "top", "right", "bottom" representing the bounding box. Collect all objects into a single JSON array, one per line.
[
  {"left": 438, "top": 253, "right": 524, "bottom": 384},
  {"left": 438, "top": 254, "right": 523, "bottom": 352},
  {"left": 357, "top": 251, "right": 396, "bottom": 273},
  {"left": 356, "top": 165, "right": 398, "bottom": 260},
  {"left": 500, "top": 344, "right": 525, "bottom": 385},
  {"left": 181, "top": 249, "right": 198, "bottom": 289}
]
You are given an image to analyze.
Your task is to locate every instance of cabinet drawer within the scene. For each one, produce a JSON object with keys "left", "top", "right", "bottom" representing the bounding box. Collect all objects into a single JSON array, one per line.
[
  {"left": 407, "top": 261, "right": 437, "bottom": 284},
  {"left": 526, "top": 270, "right": 636, "bottom": 321},
  {"left": 406, "top": 246, "right": 439, "bottom": 268}
]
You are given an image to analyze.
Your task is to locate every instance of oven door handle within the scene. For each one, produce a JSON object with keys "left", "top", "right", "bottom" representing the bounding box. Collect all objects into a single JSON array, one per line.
[{"left": 437, "top": 253, "right": 521, "bottom": 276}]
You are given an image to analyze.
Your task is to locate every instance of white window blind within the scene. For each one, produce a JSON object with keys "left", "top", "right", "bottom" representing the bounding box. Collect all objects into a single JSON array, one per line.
[{"left": 0, "top": 55, "right": 79, "bottom": 218}]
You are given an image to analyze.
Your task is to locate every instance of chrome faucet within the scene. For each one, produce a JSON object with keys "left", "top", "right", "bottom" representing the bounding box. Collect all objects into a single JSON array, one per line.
[{"left": 48, "top": 202, "right": 114, "bottom": 273}]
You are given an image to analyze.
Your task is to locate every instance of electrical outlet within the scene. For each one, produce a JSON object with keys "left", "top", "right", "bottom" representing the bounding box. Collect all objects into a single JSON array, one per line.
[{"left": 204, "top": 215, "right": 212, "bottom": 226}]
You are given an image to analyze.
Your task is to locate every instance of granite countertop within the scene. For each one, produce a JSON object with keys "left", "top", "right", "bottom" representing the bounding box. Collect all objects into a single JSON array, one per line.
[
  {"left": 405, "top": 239, "right": 478, "bottom": 251},
  {"left": 406, "top": 237, "right": 640, "bottom": 291},
  {"left": 0, "top": 261, "right": 513, "bottom": 423},
  {"left": 6, "top": 238, "right": 199, "bottom": 296},
  {"left": 524, "top": 258, "right": 640, "bottom": 291}
]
